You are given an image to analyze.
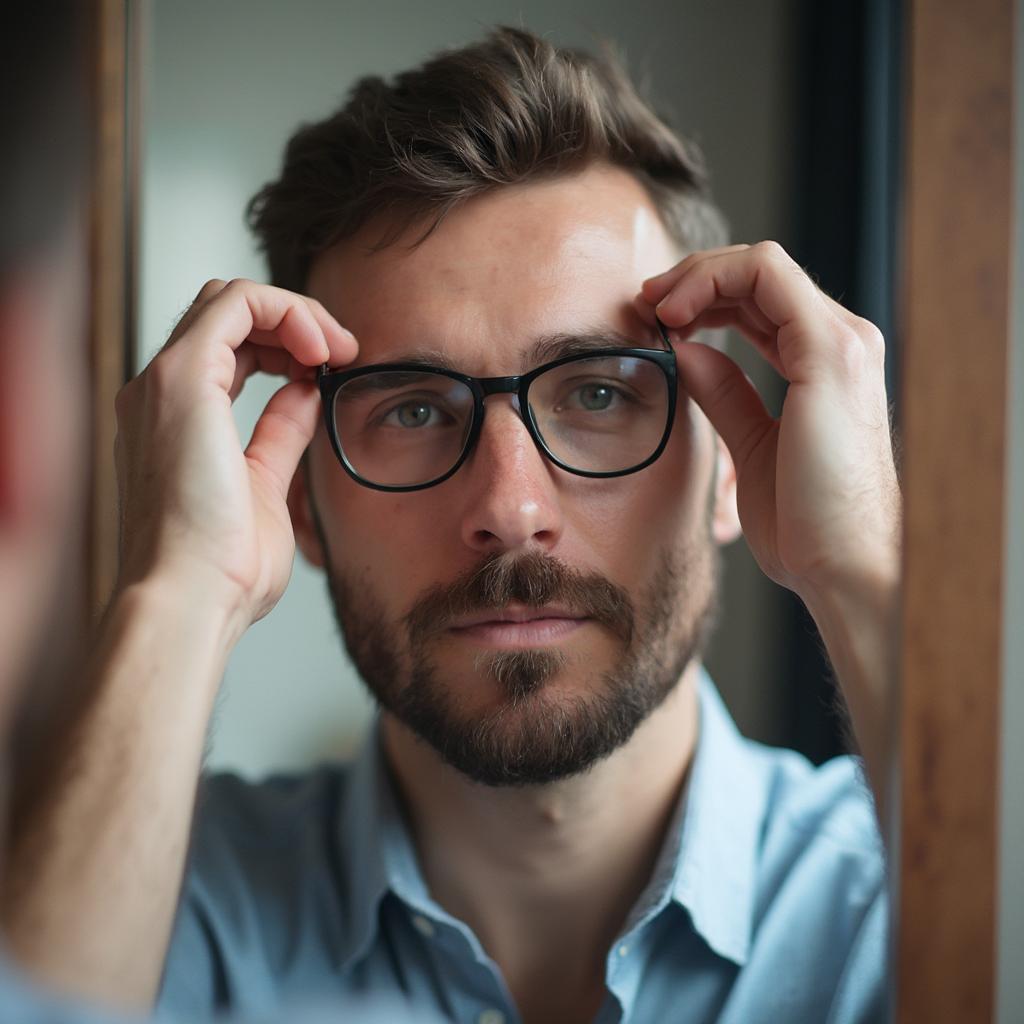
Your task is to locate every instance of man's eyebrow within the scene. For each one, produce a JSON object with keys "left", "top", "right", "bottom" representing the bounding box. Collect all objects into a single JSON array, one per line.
[
  {"left": 525, "top": 329, "right": 654, "bottom": 366},
  {"left": 376, "top": 348, "right": 460, "bottom": 370},
  {"left": 381, "top": 328, "right": 658, "bottom": 374}
]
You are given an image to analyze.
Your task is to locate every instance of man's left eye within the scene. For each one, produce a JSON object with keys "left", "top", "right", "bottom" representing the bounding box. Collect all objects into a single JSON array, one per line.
[{"left": 573, "top": 384, "right": 618, "bottom": 411}]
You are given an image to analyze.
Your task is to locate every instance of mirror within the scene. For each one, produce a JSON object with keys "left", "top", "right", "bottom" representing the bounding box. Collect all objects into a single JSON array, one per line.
[{"left": 132, "top": 0, "right": 902, "bottom": 1019}]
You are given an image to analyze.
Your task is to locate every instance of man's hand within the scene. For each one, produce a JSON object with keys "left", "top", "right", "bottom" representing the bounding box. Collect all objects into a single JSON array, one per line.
[
  {"left": 637, "top": 241, "right": 901, "bottom": 814},
  {"left": 114, "top": 278, "right": 357, "bottom": 628},
  {"left": 1, "top": 279, "right": 357, "bottom": 1011},
  {"left": 638, "top": 241, "right": 900, "bottom": 600}
]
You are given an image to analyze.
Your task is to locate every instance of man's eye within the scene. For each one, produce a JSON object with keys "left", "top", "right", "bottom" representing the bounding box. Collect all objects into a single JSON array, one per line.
[
  {"left": 382, "top": 400, "right": 444, "bottom": 428},
  {"left": 577, "top": 384, "right": 615, "bottom": 411},
  {"left": 559, "top": 382, "right": 627, "bottom": 412}
]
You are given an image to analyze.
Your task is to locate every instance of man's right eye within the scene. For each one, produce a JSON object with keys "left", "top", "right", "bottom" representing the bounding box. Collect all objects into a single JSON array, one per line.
[{"left": 379, "top": 399, "right": 450, "bottom": 429}]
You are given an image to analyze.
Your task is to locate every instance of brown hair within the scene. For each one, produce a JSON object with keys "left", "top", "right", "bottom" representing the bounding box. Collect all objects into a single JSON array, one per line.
[{"left": 247, "top": 26, "right": 728, "bottom": 292}]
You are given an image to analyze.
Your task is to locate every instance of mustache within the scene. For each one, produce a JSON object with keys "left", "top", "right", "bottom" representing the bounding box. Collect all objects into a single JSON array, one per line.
[{"left": 404, "top": 550, "right": 635, "bottom": 645}]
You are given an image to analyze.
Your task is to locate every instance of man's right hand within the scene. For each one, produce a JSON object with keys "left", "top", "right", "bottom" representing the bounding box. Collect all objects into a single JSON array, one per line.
[
  {"left": 113, "top": 278, "right": 356, "bottom": 630},
  {"left": 1, "top": 279, "right": 356, "bottom": 1011}
]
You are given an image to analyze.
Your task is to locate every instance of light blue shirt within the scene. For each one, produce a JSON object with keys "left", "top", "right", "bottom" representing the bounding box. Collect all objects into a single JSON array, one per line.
[
  {"left": 160, "top": 672, "right": 889, "bottom": 1022},
  {"left": 0, "top": 951, "right": 437, "bottom": 1024}
]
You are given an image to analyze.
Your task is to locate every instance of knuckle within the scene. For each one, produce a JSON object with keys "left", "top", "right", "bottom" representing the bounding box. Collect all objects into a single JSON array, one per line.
[
  {"left": 145, "top": 349, "right": 182, "bottom": 398},
  {"left": 834, "top": 325, "right": 868, "bottom": 375},
  {"left": 755, "top": 239, "right": 788, "bottom": 261},
  {"left": 196, "top": 278, "right": 227, "bottom": 302},
  {"left": 858, "top": 319, "right": 886, "bottom": 355}
]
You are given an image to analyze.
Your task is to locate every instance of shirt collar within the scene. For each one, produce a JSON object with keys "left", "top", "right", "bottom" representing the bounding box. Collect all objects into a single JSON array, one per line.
[{"left": 336, "top": 669, "right": 769, "bottom": 972}]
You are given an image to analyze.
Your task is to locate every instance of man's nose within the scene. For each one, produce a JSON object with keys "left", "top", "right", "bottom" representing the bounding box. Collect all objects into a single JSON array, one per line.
[{"left": 458, "top": 398, "right": 564, "bottom": 556}]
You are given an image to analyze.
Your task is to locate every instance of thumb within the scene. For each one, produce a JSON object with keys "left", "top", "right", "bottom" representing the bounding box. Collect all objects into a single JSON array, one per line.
[
  {"left": 676, "top": 343, "right": 774, "bottom": 473},
  {"left": 244, "top": 380, "right": 320, "bottom": 499}
]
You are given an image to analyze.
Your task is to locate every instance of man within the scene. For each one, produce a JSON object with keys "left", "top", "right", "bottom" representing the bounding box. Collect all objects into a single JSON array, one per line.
[{"left": 5, "top": 27, "right": 899, "bottom": 1024}]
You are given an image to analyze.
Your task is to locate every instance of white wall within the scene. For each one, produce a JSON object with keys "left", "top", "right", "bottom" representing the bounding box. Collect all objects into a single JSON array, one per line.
[
  {"left": 138, "top": 0, "right": 797, "bottom": 777},
  {"left": 997, "top": 2, "right": 1023, "bottom": 1019}
]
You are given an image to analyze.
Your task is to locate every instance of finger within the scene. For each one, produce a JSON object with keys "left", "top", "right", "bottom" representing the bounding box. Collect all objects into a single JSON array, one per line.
[
  {"left": 184, "top": 279, "right": 358, "bottom": 367},
  {"left": 228, "top": 344, "right": 313, "bottom": 402},
  {"left": 666, "top": 305, "right": 785, "bottom": 378},
  {"left": 705, "top": 295, "right": 776, "bottom": 336},
  {"left": 162, "top": 279, "right": 229, "bottom": 351},
  {"left": 640, "top": 244, "right": 752, "bottom": 305},
  {"left": 667, "top": 307, "right": 770, "bottom": 352},
  {"left": 301, "top": 296, "right": 359, "bottom": 368},
  {"left": 654, "top": 243, "right": 833, "bottom": 383},
  {"left": 633, "top": 291, "right": 660, "bottom": 328},
  {"left": 246, "top": 309, "right": 356, "bottom": 365},
  {"left": 245, "top": 322, "right": 347, "bottom": 360},
  {"left": 244, "top": 379, "right": 321, "bottom": 499},
  {"left": 676, "top": 343, "right": 775, "bottom": 474},
  {"left": 635, "top": 288, "right": 777, "bottom": 341}
]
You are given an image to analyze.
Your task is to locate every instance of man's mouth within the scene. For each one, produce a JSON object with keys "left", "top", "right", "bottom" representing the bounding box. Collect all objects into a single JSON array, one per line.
[{"left": 447, "top": 605, "right": 588, "bottom": 648}]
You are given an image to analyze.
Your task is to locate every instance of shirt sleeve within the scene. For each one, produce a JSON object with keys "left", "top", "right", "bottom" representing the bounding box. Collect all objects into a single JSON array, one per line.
[
  {"left": 158, "top": 881, "right": 231, "bottom": 1016},
  {"left": 826, "top": 883, "right": 890, "bottom": 1024},
  {"left": 157, "top": 771, "right": 330, "bottom": 1017}
]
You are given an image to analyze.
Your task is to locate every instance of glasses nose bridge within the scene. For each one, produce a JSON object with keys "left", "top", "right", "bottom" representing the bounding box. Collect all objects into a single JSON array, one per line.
[
  {"left": 477, "top": 373, "right": 524, "bottom": 398},
  {"left": 476, "top": 373, "right": 526, "bottom": 416}
]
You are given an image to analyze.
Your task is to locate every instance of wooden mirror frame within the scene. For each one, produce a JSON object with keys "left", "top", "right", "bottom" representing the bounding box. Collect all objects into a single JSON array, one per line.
[
  {"left": 88, "top": 0, "right": 138, "bottom": 615},
  {"left": 896, "top": 0, "right": 1014, "bottom": 1019}
]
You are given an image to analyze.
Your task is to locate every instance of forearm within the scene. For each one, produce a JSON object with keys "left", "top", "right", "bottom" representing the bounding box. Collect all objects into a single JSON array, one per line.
[
  {"left": 800, "top": 560, "right": 900, "bottom": 830},
  {"left": 1, "top": 575, "right": 242, "bottom": 1011}
]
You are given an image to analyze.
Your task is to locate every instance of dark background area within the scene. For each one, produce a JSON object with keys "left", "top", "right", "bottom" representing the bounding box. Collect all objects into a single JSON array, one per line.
[{"left": 778, "top": 0, "right": 902, "bottom": 764}]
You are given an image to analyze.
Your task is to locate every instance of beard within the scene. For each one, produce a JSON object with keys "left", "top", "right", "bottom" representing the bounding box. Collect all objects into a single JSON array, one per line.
[{"left": 318, "top": 524, "right": 719, "bottom": 788}]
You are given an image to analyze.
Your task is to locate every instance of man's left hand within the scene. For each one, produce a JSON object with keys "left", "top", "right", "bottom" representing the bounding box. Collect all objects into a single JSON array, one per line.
[{"left": 636, "top": 241, "right": 901, "bottom": 606}]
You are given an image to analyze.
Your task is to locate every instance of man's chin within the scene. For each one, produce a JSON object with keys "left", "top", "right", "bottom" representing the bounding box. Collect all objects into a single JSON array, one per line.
[
  {"left": 383, "top": 654, "right": 658, "bottom": 788},
  {"left": 471, "top": 646, "right": 568, "bottom": 702},
  {"left": 391, "top": 684, "right": 630, "bottom": 788}
]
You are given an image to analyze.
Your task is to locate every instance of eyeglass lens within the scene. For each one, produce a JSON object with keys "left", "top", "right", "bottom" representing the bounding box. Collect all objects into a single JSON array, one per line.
[{"left": 332, "top": 355, "right": 669, "bottom": 488}]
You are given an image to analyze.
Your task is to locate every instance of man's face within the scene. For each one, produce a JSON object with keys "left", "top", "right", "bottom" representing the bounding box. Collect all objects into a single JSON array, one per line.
[{"left": 298, "top": 164, "right": 736, "bottom": 786}]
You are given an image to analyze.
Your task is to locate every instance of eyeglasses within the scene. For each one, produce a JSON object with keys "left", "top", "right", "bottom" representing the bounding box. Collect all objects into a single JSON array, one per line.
[{"left": 317, "top": 322, "right": 677, "bottom": 492}]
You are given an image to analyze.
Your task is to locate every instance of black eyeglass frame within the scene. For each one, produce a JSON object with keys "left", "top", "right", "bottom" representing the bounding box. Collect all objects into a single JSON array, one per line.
[{"left": 316, "top": 320, "right": 678, "bottom": 493}]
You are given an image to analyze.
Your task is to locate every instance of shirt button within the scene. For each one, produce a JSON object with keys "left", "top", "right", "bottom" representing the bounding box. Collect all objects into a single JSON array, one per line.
[
  {"left": 411, "top": 914, "right": 436, "bottom": 938},
  {"left": 617, "top": 943, "right": 630, "bottom": 957},
  {"left": 478, "top": 1011, "right": 506, "bottom": 1024}
]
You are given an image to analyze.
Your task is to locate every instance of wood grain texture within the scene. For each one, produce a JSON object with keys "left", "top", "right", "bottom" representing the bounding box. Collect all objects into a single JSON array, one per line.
[
  {"left": 89, "top": 0, "right": 130, "bottom": 615},
  {"left": 897, "top": 0, "right": 1013, "bottom": 1019}
]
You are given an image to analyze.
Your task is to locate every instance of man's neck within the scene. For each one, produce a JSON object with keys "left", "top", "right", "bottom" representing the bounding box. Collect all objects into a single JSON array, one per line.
[{"left": 381, "top": 662, "right": 701, "bottom": 1024}]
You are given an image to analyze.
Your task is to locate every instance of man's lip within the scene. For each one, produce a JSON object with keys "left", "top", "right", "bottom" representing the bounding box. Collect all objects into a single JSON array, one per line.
[{"left": 447, "top": 605, "right": 585, "bottom": 630}]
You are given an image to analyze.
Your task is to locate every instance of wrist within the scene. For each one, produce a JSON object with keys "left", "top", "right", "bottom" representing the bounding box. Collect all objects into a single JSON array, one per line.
[
  {"left": 797, "top": 552, "right": 900, "bottom": 629},
  {"left": 109, "top": 562, "right": 251, "bottom": 664}
]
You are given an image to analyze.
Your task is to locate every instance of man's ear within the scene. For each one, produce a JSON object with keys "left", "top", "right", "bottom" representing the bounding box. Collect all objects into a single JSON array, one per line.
[
  {"left": 711, "top": 433, "right": 742, "bottom": 545},
  {"left": 287, "top": 454, "right": 327, "bottom": 568}
]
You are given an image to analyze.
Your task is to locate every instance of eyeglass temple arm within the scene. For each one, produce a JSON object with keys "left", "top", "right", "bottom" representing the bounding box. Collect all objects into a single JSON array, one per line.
[{"left": 654, "top": 314, "right": 673, "bottom": 350}]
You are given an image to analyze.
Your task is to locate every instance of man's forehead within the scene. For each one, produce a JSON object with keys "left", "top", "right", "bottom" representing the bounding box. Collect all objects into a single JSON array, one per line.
[{"left": 306, "top": 165, "right": 678, "bottom": 369}]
